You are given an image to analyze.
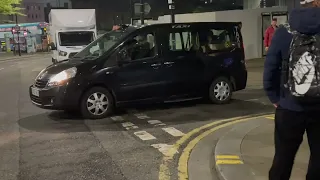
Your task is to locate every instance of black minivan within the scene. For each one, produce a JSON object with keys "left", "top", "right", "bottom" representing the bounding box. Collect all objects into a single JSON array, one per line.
[{"left": 29, "top": 22, "right": 247, "bottom": 119}]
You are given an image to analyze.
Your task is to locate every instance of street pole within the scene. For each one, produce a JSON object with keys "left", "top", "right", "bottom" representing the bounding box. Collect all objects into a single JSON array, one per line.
[
  {"left": 130, "top": 0, "right": 133, "bottom": 25},
  {"left": 140, "top": 0, "right": 144, "bottom": 25},
  {"left": 15, "top": 14, "right": 21, "bottom": 56},
  {"left": 168, "top": 0, "right": 175, "bottom": 23},
  {"left": 168, "top": 0, "right": 175, "bottom": 49}
]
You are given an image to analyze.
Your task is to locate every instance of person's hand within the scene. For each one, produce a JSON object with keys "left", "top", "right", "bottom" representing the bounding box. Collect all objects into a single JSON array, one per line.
[
  {"left": 273, "top": 104, "right": 278, "bottom": 108},
  {"left": 265, "top": 47, "right": 269, "bottom": 51}
]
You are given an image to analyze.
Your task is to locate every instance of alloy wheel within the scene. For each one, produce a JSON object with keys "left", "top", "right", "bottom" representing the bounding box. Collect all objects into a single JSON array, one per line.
[
  {"left": 213, "top": 81, "right": 230, "bottom": 101},
  {"left": 86, "top": 92, "right": 109, "bottom": 115}
]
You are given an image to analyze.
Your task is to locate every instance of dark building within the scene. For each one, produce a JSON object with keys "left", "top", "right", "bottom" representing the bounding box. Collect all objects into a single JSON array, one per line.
[{"left": 44, "top": 3, "right": 69, "bottom": 23}]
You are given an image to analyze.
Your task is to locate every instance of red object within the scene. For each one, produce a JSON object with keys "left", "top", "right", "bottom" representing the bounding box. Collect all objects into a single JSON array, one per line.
[
  {"left": 112, "top": 25, "right": 120, "bottom": 30},
  {"left": 264, "top": 26, "right": 276, "bottom": 47}
]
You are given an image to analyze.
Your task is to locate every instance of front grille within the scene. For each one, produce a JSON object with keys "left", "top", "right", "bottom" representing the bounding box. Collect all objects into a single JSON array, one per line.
[
  {"left": 69, "top": 52, "right": 77, "bottom": 58},
  {"left": 35, "top": 79, "right": 48, "bottom": 88},
  {"left": 30, "top": 95, "right": 42, "bottom": 104}
]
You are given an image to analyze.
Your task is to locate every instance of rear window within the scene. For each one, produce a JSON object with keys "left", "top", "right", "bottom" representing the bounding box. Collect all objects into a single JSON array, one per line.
[
  {"left": 198, "top": 26, "right": 240, "bottom": 53},
  {"left": 167, "top": 24, "right": 242, "bottom": 54}
]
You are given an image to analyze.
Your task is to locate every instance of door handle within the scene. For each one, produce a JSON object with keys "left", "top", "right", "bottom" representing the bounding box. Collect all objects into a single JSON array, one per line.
[
  {"left": 164, "top": 61, "right": 174, "bottom": 65},
  {"left": 151, "top": 63, "right": 161, "bottom": 69},
  {"left": 151, "top": 63, "right": 161, "bottom": 67}
]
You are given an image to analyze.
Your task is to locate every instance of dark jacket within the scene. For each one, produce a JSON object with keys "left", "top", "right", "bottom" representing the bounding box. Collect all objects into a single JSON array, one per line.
[{"left": 263, "top": 7, "right": 320, "bottom": 111}]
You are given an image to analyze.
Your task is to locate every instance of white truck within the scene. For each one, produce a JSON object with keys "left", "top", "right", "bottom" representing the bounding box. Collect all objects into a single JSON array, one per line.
[{"left": 49, "top": 9, "right": 97, "bottom": 63}]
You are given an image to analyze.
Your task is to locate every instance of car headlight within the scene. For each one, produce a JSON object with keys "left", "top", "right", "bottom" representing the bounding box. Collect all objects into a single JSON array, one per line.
[
  {"left": 59, "top": 50, "right": 67, "bottom": 56},
  {"left": 47, "top": 67, "right": 77, "bottom": 87}
]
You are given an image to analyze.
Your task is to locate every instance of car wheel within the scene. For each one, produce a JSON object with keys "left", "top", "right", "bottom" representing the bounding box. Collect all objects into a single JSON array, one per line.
[
  {"left": 209, "top": 77, "right": 232, "bottom": 104},
  {"left": 80, "top": 87, "right": 115, "bottom": 119}
]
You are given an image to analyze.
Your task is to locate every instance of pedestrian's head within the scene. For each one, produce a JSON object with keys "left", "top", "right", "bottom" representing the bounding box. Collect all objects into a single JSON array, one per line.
[
  {"left": 271, "top": 18, "right": 277, "bottom": 26},
  {"left": 300, "top": 0, "right": 320, "bottom": 7}
]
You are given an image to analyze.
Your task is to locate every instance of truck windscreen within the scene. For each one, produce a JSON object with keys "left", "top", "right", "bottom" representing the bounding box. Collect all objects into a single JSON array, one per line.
[{"left": 59, "top": 31, "right": 94, "bottom": 46}]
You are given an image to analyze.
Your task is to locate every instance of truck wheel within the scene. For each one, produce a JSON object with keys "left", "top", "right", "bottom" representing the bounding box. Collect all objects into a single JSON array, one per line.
[
  {"left": 80, "top": 87, "right": 115, "bottom": 119},
  {"left": 208, "top": 77, "right": 232, "bottom": 104},
  {"left": 52, "top": 58, "right": 57, "bottom": 64}
]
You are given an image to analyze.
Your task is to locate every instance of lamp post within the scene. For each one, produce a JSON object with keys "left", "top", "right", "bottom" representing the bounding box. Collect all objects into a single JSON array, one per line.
[
  {"left": 168, "top": 0, "right": 175, "bottom": 23},
  {"left": 15, "top": 22, "right": 21, "bottom": 56},
  {"left": 140, "top": 0, "right": 145, "bottom": 24}
]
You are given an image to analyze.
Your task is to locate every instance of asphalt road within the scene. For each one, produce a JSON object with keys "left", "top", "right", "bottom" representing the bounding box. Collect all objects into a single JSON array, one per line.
[{"left": 0, "top": 55, "right": 272, "bottom": 180}]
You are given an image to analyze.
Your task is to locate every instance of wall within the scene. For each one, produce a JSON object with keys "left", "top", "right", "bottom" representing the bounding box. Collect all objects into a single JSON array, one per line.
[{"left": 214, "top": 7, "right": 287, "bottom": 59}]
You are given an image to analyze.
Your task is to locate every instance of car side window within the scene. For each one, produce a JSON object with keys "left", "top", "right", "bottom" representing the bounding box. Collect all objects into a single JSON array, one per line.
[
  {"left": 199, "top": 27, "right": 236, "bottom": 54},
  {"left": 123, "top": 32, "right": 156, "bottom": 61},
  {"left": 168, "top": 30, "right": 199, "bottom": 52}
]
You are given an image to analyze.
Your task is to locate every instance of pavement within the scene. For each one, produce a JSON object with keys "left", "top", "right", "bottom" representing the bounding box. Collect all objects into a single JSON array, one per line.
[
  {"left": 184, "top": 110, "right": 309, "bottom": 179},
  {"left": 0, "top": 52, "right": 50, "bottom": 62},
  {"left": 0, "top": 56, "right": 277, "bottom": 180}
]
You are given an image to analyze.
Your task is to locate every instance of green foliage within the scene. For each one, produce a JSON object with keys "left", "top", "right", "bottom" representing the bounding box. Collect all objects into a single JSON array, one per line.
[{"left": 0, "top": 0, "right": 24, "bottom": 15}]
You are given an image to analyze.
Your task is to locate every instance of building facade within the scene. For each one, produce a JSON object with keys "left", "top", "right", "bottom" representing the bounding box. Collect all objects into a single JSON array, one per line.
[{"left": 23, "top": 1, "right": 45, "bottom": 23}]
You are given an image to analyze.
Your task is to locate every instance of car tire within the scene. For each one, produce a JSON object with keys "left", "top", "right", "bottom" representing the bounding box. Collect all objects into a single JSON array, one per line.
[
  {"left": 208, "top": 77, "right": 232, "bottom": 104},
  {"left": 80, "top": 87, "right": 115, "bottom": 119}
]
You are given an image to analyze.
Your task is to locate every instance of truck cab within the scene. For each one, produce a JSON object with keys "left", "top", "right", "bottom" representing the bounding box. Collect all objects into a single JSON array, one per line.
[{"left": 50, "top": 30, "right": 96, "bottom": 62}]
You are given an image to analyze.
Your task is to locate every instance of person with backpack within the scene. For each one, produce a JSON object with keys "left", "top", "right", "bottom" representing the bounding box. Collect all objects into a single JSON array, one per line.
[{"left": 263, "top": 0, "right": 320, "bottom": 179}]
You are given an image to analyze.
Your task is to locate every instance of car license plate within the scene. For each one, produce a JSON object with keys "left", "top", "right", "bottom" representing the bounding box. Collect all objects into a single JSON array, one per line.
[{"left": 31, "top": 87, "right": 39, "bottom": 97}]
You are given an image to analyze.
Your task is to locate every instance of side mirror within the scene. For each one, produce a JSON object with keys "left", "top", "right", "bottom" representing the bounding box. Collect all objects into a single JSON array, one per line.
[
  {"left": 117, "top": 49, "right": 130, "bottom": 64},
  {"left": 50, "top": 43, "right": 56, "bottom": 50}
]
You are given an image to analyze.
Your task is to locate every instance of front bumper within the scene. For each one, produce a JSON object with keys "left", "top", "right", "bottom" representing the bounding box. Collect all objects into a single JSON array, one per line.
[{"left": 29, "top": 85, "right": 70, "bottom": 110}]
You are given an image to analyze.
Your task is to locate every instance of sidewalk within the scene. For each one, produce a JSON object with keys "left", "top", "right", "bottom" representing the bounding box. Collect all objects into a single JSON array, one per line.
[
  {"left": 188, "top": 116, "right": 309, "bottom": 180},
  {"left": 0, "top": 52, "right": 50, "bottom": 61}
]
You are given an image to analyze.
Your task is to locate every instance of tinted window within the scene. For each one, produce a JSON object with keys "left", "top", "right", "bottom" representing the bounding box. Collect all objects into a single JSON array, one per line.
[
  {"left": 123, "top": 32, "right": 156, "bottom": 61},
  {"left": 168, "top": 31, "right": 199, "bottom": 52},
  {"left": 199, "top": 27, "right": 237, "bottom": 53}
]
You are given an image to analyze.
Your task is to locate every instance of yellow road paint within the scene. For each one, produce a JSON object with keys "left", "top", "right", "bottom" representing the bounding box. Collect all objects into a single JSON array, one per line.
[
  {"left": 216, "top": 159, "right": 243, "bottom": 165},
  {"left": 216, "top": 155, "right": 240, "bottom": 159},
  {"left": 265, "top": 116, "right": 274, "bottom": 120},
  {"left": 158, "top": 114, "right": 271, "bottom": 180},
  {"left": 177, "top": 115, "right": 272, "bottom": 180}
]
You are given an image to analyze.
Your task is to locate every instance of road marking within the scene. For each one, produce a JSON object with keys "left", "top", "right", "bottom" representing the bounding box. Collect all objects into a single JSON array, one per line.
[
  {"left": 152, "top": 144, "right": 177, "bottom": 156},
  {"left": 216, "top": 155, "right": 240, "bottom": 159},
  {"left": 134, "top": 131, "right": 156, "bottom": 140},
  {"left": 110, "top": 116, "right": 124, "bottom": 122},
  {"left": 244, "top": 98, "right": 259, "bottom": 101},
  {"left": 216, "top": 155, "right": 243, "bottom": 165},
  {"left": 0, "top": 68, "right": 3, "bottom": 71},
  {"left": 265, "top": 115, "right": 274, "bottom": 120},
  {"left": 162, "top": 127, "right": 185, "bottom": 137},
  {"left": 121, "top": 122, "right": 138, "bottom": 130},
  {"left": 158, "top": 113, "right": 272, "bottom": 180},
  {"left": 148, "top": 120, "right": 166, "bottom": 126},
  {"left": 176, "top": 114, "right": 274, "bottom": 180},
  {"left": 134, "top": 113, "right": 150, "bottom": 119},
  {"left": 216, "top": 159, "right": 243, "bottom": 165}
]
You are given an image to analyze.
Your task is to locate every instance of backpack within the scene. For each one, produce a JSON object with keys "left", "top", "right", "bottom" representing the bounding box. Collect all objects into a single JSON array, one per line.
[{"left": 282, "top": 24, "right": 320, "bottom": 103}]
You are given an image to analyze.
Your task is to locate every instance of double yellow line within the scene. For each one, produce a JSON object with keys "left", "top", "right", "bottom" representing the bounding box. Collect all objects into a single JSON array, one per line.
[{"left": 158, "top": 113, "right": 273, "bottom": 180}]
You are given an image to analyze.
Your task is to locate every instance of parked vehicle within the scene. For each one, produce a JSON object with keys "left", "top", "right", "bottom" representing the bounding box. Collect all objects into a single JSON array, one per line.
[
  {"left": 29, "top": 22, "right": 247, "bottom": 119},
  {"left": 49, "top": 9, "right": 97, "bottom": 63}
]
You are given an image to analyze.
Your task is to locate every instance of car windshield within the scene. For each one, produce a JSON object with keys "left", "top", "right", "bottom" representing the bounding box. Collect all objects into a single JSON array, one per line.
[{"left": 72, "top": 29, "right": 129, "bottom": 60}]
